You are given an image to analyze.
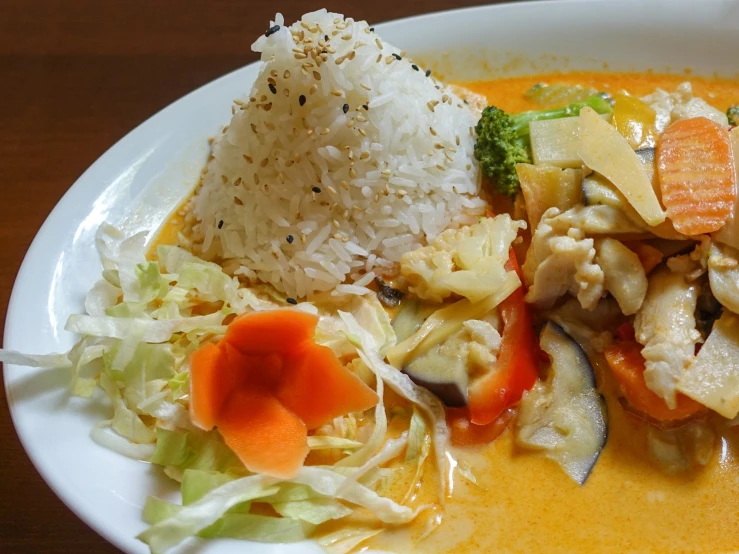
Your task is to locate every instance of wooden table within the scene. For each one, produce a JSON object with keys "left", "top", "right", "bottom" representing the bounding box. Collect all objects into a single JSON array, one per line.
[{"left": 0, "top": 1, "right": 515, "bottom": 552}]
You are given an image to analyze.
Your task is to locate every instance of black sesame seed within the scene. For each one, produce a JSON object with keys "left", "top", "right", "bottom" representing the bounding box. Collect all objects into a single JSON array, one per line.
[
  {"left": 392, "top": 53, "right": 401, "bottom": 60},
  {"left": 286, "top": 234, "right": 294, "bottom": 244},
  {"left": 425, "top": 69, "right": 431, "bottom": 77},
  {"left": 286, "top": 297, "right": 298, "bottom": 305},
  {"left": 268, "top": 83, "right": 277, "bottom": 94},
  {"left": 411, "top": 64, "right": 419, "bottom": 71},
  {"left": 463, "top": 99, "right": 469, "bottom": 105},
  {"left": 342, "top": 103, "right": 349, "bottom": 114},
  {"left": 324, "top": 34, "right": 329, "bottom": 41},
  {"left": 312, "top": 186, "right": 322, "bottom": 193},
  {"left": 299, "top": 94, "right": 306, "bottom": 106},
  {"left": 265, "top": 24, "right": 280, "bottom": 37},
  {"left": 362, "top": 104, "right": 369, "bottom": 110},
  {"left": 217, "top": 220, "right": 224, "bottom": 229},
  {"left": 369, "top": 27, "right": 375, "bottom": 32}
]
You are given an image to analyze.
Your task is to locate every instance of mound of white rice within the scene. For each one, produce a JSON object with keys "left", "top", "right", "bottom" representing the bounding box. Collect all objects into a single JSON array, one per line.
[{"left": 190, "top": 9, "right": 487, "bottom": 299}]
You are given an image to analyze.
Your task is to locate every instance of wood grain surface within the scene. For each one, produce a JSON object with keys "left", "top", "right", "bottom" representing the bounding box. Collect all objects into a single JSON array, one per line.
[{"left": 0, "top": 1, "right": 516, "bottom": 552}]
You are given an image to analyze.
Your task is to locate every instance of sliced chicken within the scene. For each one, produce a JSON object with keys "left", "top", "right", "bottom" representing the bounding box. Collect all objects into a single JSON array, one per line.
[{"left": 634, "top": 263, "right": 701, "bottom": 409}]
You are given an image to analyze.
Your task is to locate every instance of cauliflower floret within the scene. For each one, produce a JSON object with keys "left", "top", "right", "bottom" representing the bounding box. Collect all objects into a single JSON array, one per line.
[
  {"left": 641, "top": 82, "right": 729, "bottom": 133},
  {"left": 634, "top": 262, "right": 701, "bottom": 409},
  {"left": 400, "top": 214, "right": 526, "bottom": 303}
]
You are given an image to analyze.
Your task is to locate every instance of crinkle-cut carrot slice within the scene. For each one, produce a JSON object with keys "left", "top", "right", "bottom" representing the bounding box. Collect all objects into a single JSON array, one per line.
[
  {"left": 604, "top": 340, "right": 705, "bottom": 422},
  {"left": 224, "top": 309, "right": 318, "bottom": 355},
  {"left": 277, "top": 343, "right": 379, "bottom": 430},
  {"left": 657, "top": 117, "right": 737, "bottom": 236},
  {"left": 623, "top": 241, "right": 664, "bottom": 274},
  {"left": 189, "top": 342, "right": 234, "bottom": 431},
  {"left": 217, "top": 387, "right": 308, "bottom": 479}
]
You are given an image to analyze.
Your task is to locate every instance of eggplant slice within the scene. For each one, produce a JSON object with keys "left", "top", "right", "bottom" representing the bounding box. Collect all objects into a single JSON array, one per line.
[{"left": 516, "top": 321, "right": 608, "bottom": 485}]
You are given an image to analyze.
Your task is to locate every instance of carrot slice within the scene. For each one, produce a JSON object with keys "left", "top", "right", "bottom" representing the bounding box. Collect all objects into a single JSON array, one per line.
[
  {"left": 222, "top": 343, "right": 283, "bottom": 391},
  {"left": 189, "top": 342, "right": 234, "bottom": 431},
  {"left": 224, "top": 309, "right": 318, "bottom": 355},
  {"left": 217, "top": 387, "right": 308, "bottom": 479},
  {"left": 447, "top": 407, "right": 514, "bottom": 447},
  {"left": 657, "top": 117, "right": 737, "bottom": 235},
  {"left": 604, "top": 340, "right": 705, "bottom": 422},
  {"left": 277, "top": 343, "right": 379, "bottom": 429},
  {"left": 623, "top": 241, "right": 664, "bottom": 274}
]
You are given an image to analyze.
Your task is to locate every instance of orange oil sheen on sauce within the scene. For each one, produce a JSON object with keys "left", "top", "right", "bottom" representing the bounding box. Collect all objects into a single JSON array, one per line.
[{"left": 152, "top": 72, "right": 739, "bottom": 554}]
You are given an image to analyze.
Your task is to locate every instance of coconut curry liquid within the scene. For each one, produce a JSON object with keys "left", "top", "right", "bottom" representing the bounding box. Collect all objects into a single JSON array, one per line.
[
  {"left": 365, "top": 73, "right": 739, "bottom": 554},
  {"left": 153, "top": 72, "right": 739, "bottom": 554}
]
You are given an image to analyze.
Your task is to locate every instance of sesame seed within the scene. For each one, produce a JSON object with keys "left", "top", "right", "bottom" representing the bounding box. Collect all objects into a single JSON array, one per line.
[
  {"left": 332, "top": 219, "right": 340, "bottom": 228},
  {"left": 301, "top": 234, "right": 307, "bottom": 244},
  {"left": 286, "top": 297, "right": 298, "bottom": 305},
  {"left": 360, "top": 83, "right": 371, "bottom": 91},
  {"left": 456, "top": 135, "right": 460, "bottom": 145},
  {"left": 436, "top": 164, "right": 446, "bottom": 171},
  {"left": 234, "top": 177, "right": 242, "bottom": 186},
  {"left": 234, "top": 196, "right": 244, "bottom": 205},
  {"left": 269, "top": 83, "right": 277, "bottom": 94},
  {"left": 286, "top": 235, "right": 294, "bottom": 244},
  {"left": 362, "top": 104, "right": 369, "bottom": 110},
  {"left": 294, "top": 53, "right": 308, "bottom": 60},
  {"left": 381, "top": 169, "right": 392, "bottom": 176},
  {"left": 283, "top": 70, "right": 290, "bottom": 79},
  {"left": 347, "top": 51, "right": 356, "bottom": 60},
  {"left": 427, "top": 101, "right": 435, "bottom": 112},
  {"left": 412, "top": 64, "right": 419, "bottom": 71},
  {"left": 260, "top": 158, "right": 269, "bottom": 167},
  {"left": 357, "top": 128, "right": 366, "bottom": 137},
  {"left": 442, "top": 94, "right": 449, "bottom": 103},
  {"left": 385, "top": 56, "right": 394, "bottom": 65},
  {"left": 306, "top": 129, "right": 314, "bottom": 136},
  {"left": 299, "top": 95, "right": 306, "bottom": 106},
  {"left": 335, "top": 56, "right": 346, "bottom": 65},
  {"left": 284, "top": 89, "right": 290, "bottom": 97},
  {"left": 397, "top": 189, "right": 407, "bottom": 197},
  {"left": 374, "top": 193, "right": 380, "bottom": 202},
  {"left": 310, "top": 84, "right": 318, "bottom": 94},
  {"left": 341, "top": 181, "right": 349, "bottom": 189},
  {"left": 350, "top": 168, "right": 358, "bottom": 178},
  {"left": 343, "top": 103, "right": 349, "bottom": 114},
  {"left": 320, "top": 127, "right": 330, "bottom": 135},
  {"left": 312, "top": 186, "right": 322, "bottom": 193},
  {"left": 370, "top": 27, "right": 375, "bottom": 32},
  {"left": 434, "top": 143, "right": 444, "bottom": 149},
  {"left": 331, "top": 89, "right": 343, "bottom": 96},
  {"left": 376, "top": 53, "right": 382, "bottom": 63},
  {"left": 360, "top": 151, "right": 369, "bottom": 160},
  {"left": 342, "top": 33, "right": 352, "bottom": 40},
  {"left": 392, "top": 53, "right": 401, "bottom": 60},
  {"left": 345, "top": 119, "right": 354, "bottom": 128},
  {"left": 425, "top": 69, "right": 432, "bottom": 77},
  {"left": 221, "top": 175, "right": 228, "bottom": 184},
  {"left": 265, "top": 24, "right": 280, "bottom": 37},
  {"left": 218, "top": 220, "right": 224, "bottom": 229},
  {"left": 356, "top": 115, "right": 367, "bottom": 122},
  {"left": 429, "top": 127, "right": 437, "bottom": 136},
  {"left": 375, "top": 38, "right": 383, "bottom": 50},
  {"left": 313, "top": 71, "right": 321, "bottom": 80},
  {"left": 327, "top": 186, "right": 337, "bottom": 194}
]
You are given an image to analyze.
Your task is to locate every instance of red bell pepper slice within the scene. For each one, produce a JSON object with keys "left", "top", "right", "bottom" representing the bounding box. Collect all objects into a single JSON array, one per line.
[{"left": 467, "top": 250, "right": 539, "bottom": 426}]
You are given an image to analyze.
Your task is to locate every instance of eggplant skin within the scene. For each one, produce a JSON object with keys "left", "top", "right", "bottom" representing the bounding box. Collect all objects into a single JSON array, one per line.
[
  {"left": 517, "top": 321, "right": 608, "bottom": 485},
  {"left": 403, "top": 372, "right": 468, "bottom": 408}
]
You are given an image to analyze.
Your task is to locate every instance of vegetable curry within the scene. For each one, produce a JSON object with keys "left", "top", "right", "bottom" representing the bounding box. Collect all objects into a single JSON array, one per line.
[{"left": 364, "top": 72, "right": 739, "bottom": 554}]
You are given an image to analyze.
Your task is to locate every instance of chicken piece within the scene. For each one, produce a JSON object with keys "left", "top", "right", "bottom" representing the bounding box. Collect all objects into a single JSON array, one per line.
[
  {"left": 634, "top": 264, "right": 701, "bottom": 409},
  {"left": 400, "top": 214, "right": 525, "bottom": 303},
  {"left": 523, "top": 206, "right": 645, "bottom": 311},
  {"left": 641, "top": 82, "right": 729, "bottom": 133},
  {"left": 595, "top": 238, "right": 648, "bottom": 316},
  {"left": 523, "top": 215, "right": 604, "bottom": 310},
  {"left": 707, "top": 241, "right": 739, "bottom": 315}
]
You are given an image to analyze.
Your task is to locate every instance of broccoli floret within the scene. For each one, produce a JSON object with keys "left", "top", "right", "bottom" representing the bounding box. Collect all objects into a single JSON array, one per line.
[
  {"left": 728, "top": 106, "right": 739, "bottom": 126},
  {"left": 474, "top": 95, "right": 613, "bottom": 196}
]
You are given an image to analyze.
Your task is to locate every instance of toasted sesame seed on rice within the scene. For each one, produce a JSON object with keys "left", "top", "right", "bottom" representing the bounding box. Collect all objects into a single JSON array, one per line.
[{"left": 189, "top": 9, "right": 487, "bottom": 299}]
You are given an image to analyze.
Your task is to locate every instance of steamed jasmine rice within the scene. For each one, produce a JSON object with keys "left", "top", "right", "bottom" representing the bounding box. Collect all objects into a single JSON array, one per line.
[{"left": 189, "top": 9, "right": 486, "bottom": 299}]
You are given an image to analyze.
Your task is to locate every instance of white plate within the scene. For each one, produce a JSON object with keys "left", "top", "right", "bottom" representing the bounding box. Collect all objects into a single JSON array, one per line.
[{"left": 4, "top": 1, "right": 738, "bottom": 552}]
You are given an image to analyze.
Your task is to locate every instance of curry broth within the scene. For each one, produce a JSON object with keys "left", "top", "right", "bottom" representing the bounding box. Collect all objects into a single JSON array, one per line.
[{"left": 153, "top": 72, "right": 739, "bottom": 553}]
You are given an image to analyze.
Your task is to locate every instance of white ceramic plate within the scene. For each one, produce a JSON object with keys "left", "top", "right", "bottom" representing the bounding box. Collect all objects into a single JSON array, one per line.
[{"left": 4, "top": 1, "right": 738, "bottom": 552}]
